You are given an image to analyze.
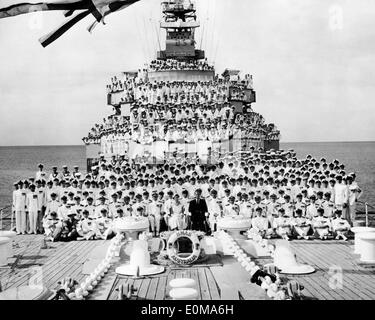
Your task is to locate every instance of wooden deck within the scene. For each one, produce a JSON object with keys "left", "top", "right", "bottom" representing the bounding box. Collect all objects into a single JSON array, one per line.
[
  {"left": 1, "top": 235, "right": 375, "bottom": 300},
  {"left": 0, "top": 235, "right": 105, "bottom": 293},
  {"left": 257, "top": 239, "right": 375, "bottom": 300},
  {"left": 90, "top": 256, "right": 267, "bottom": 300}
]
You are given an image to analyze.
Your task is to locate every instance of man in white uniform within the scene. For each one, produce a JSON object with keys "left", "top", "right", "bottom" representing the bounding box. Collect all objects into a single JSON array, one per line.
[
  {"left": 333, "top": 175, "right": 349, "bottom": 220},
  {"left": 26, "top": 184, "right": 40, "bottom": 234},
  {"left": 331, "top": 210, "right": 351, "bottom": 241},
  {"left": 35, "top": 163, "right": 46, "bottom": 181},
  {"left": 206, "top": 189, "right": 222, "bottom": 232},
  {"left": 13, "top": 181, "right": 27, "bottom": 234}
]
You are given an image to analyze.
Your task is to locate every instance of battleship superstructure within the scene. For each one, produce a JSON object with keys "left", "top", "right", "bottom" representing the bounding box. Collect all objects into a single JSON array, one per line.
[{"left": 83, "top": 0, "right": 280, "bottom": 170}]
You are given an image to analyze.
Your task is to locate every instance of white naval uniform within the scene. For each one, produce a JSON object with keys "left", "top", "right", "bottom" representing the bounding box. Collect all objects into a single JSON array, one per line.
[
  {"left": 348, "top": 185, "right": 362, "bottom": 223},
  {"left": 334, "top": 183, "right": 349, "bottom": 219},
  {"left": 312, "top": 216, "right": 331, "bottom": 238},
  {"left": 26, "top": 192, "right": 39, "bottom": 233},
  {"left": 273, "top": 216, "right": 292, "bottom": 238},
  {"left": 206, "top": 197, "right": 222, "bottom": 231},
  {"left": 251, "top": 216, "right": 270, "bottom": 236},
  {"left": 292, "top": 217, "right": 311, "bottom": 238},
  {"left": 35, "top": 171, "right": 46, "bottom": 181},
  {"left": 57, "top": 205, "right": 70, "bottom": 221},
  {"left": 45, "top": 200, "right": 60, "bottom": 217},
  {"left": 13, "top": 189, "right": 27, "bottom": 233},
  {"left": 148, "top": 200, "right": 162, "bottom": 233}
]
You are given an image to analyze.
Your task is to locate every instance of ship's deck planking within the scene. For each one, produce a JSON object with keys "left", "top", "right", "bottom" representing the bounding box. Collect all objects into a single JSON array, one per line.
[{"left": 1, "top": 235, "right": 375, "bottom": 300}]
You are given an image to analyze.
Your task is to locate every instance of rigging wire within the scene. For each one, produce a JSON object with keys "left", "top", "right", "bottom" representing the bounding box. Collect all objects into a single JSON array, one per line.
[
  {"left": 213, "top": 37, "right": 220, "bottom": 65},
  {"left": 202, "top": 0, "right": 210, "bottom": 55},
  {"left": 159, "top": 0, "right": 164, "bottom": 51},
  {"left": 142, "top": 16, "right": 151, "bottom": 61},
  {"left": 208, "top": 0, "right": 217, "bottom": 63},
  {"left": 135, "top": 14, "right": 147, "bottom": 63},
  {"left": 153, "top": 17, "right": 162, "bottom": 52},
  {"left": 149, "top": 18, "right": 156, "bottom": 59}
]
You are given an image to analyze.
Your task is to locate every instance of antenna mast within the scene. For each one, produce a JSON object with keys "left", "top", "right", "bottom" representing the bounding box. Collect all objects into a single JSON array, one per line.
[{"left": 158, "top": 0, "right": 205, "bottom": 61}]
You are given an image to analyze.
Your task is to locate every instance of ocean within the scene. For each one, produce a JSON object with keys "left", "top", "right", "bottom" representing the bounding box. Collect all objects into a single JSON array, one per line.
[{"left": 0, "top": 142, "right": 374, "bottom": 211}]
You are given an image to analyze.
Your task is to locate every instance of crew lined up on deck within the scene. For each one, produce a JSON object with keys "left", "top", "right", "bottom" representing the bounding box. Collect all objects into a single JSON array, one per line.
[
  {"left": 107, "top": 76, "right": 253, "bottom": 106},
  {"left": 86, "top": 69, "right": 279, "bottom": 159},
  {"left": 12, "top": 151, "right": 362, "bottom": 242},
  {"left": 83, "top": 97, "right": 280, "bottom": 154},
  {"left": 148, "top": 58, "right": 214, "bottom": 72},
  {"left": 82, "top": 111, "right": 280, "bottom": 160}
]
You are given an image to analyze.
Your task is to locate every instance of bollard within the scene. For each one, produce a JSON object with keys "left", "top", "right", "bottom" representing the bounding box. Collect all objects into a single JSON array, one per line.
[{"left": 41, "top": 238, "right": 49, "bottom": 250}]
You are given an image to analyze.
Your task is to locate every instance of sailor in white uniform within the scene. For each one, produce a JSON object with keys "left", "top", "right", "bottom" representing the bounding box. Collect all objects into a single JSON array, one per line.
[
  {"left": 223, "top": 196, "right": 240, "bottom": 216},
  {"left": 206, "top": 189, "right": 222, "bottom": 232},
  {"left": 45, "top": 193, "right": 60, "bottom": 218},
  {"left": 347, "top": 175, "right": 362, "bottom": 225},
  {"left": 273, "top": 208, "right": 293, "bottom": 240},
  {"left": 35, "top": 163, "right": 46, "bottom": 181},
  {"left": 13, "top": 181, "right": 27, "bottom": 234},
  {"left": 312, "top": 208, "right": 331, "bottom": 240},
  {"left": 49, "top": 166, "right": 61, "bottom": 181},
  {"left": 26, "top": 184, "right": 40, "bottom": 234},
  {"left": 72, "top": 166, "right": 82, "bottom": 179},
  {"left": 292, "top": 209, "right": 311, "bottom": 240},
  {"left": 250, "top": 207, "right": 271, "bottom": 239},
  {"left": 333, "top": 175, "right": 349, "bottom": 220},
  {"left": 331, "top": 210, "right": 351, "bottom": 241}
]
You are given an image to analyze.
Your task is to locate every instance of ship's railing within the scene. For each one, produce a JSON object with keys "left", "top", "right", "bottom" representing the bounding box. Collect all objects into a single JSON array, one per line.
[
  {"left": 0, "top": 206, "right": 12, "bottom": 231},
  {"left": 357, "top": 201, "right": 375, "bottom": 227}
]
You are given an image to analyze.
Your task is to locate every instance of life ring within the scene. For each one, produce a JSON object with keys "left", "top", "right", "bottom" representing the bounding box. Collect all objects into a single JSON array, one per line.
[{"left": 166, "top": 230, "right": 201, "bottom": 265}]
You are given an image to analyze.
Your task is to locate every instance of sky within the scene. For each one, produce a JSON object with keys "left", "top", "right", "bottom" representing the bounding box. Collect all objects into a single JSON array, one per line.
[{"left": 0, "top": 0, "right": 375, "bottom": 146}]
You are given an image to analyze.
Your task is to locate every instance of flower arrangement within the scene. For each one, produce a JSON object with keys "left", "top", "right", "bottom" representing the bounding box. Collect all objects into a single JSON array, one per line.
[
  {"left": 138, "top": 231, "right": 154, "bottom": 242},
  {"left": 194, "top": 231, "right": 206, "bottom": 240},
  {"left": 159, "top": 231, "right": 174, "bottom": 240}
]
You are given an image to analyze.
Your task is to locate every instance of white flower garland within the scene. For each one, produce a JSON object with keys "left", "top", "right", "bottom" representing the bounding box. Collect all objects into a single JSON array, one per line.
[
  {"left": 67, "top": 233, "right": 124, "bottom": 300},
  {"left": 215, "top": 230, "right": 288, "bottom": 300}
]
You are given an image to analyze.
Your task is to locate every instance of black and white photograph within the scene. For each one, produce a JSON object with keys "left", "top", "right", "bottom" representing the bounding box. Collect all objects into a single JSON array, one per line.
[{"left": 0, "top": 0, "right": 375, "bottom": 307}]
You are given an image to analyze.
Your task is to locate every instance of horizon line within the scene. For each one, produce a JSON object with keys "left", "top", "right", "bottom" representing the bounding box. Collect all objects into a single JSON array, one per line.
[{"left": 0, "top": 140, "right": 375, "bottom": 147}]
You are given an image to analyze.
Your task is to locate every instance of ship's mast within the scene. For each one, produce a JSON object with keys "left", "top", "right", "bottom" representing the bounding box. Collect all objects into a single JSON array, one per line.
[{"left": 157, "top": 0, "right": 205, "bottom": 61}]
